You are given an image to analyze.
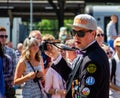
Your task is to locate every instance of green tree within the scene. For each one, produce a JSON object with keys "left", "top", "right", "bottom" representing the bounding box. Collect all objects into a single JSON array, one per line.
[{"left": 36, "top": 19, "right": 58, "bottom": 36}]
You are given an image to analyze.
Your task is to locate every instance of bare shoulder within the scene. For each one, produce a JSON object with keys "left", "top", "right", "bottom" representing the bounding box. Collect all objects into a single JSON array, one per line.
[{"left": 16, "top": 58, "right": 26, "bottom": 69}]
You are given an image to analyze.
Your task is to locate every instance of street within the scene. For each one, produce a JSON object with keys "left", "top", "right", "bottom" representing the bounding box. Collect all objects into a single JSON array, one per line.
[{"left": 15, "top": 88, "right": 22, "bottom": 98}]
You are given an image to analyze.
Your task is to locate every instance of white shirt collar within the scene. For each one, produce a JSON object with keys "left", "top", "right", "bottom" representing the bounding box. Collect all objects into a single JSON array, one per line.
[{"left": 80, "top": 40, "right": 96, "bottom": 51}]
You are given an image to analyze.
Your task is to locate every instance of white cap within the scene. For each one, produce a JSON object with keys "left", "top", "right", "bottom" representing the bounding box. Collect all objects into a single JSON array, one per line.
[{"left": 67, "top": 14, "right": 97, "bottom": 30}]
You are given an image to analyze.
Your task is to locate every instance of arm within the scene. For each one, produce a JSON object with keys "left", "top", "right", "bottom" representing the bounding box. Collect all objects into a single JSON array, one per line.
[
  {"left": 45, "top": 44, "right": 72, "bottom": 81},
  {"left": 51, "top": 58, "right": 72, "bottom": 81},
  {"left": 110, "top": 82, "right": 120, "bottom": 91},
  {"left": 48, "top": 89, "right": 66, "bottom": 96},
  {"left": 3, "top": 55, "right": 13, "bottom": 81},
  {"left": 45, "top": 68, "right": 53, "bottom": 94},
  {"left": 45, "top": 68, "right": 66, "bottom": 96},
  {"left": 0, "top": 57, "right": 4, "bottom": 97},
  {"left": 14, "top": 59, "right": 36, "bottom": 85}
]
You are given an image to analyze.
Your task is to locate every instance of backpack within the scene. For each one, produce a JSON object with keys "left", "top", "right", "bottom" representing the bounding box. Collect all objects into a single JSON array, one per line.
[{"left": 110, "top": 58, "right": 116, "bottom": 84}]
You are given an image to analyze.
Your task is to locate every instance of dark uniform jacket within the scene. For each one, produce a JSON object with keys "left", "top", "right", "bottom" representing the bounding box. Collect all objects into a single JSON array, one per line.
[{"left": 52, "top": 41, "right": 110, "bottom": 98}]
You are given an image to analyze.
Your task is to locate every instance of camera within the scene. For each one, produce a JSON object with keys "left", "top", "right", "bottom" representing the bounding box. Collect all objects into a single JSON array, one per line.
[
  {"left": 39, "top": 41, "right": 50, "bottom": 52},
  {"left": 39, "top": 40, "right": 61, "bottom": 52},
  {"left": 39, "top": 40, "right": 78, "bottom": 52},
  {"left": 33, "top": 70, "right": 42, "bottom": 83},
  {"left": 33, "top": 77, "right": 41, "bottom": 83}
]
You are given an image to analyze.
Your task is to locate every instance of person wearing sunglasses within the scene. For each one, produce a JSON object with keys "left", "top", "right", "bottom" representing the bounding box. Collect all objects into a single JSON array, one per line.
[
  {"left": 95, "top": 26, "right": 115, "bottom": 59},
  {"left": 95, "top": 26, "right": 106, "bottom": 47},
  {"left": 0, "top": 26, "right": 17, "bottom": 98},
  {"left": 45, "top": 14, "right": 109, "bottom": 98},
  {"left": 102, "top": 45, "right": 114, "bottom": 59}
]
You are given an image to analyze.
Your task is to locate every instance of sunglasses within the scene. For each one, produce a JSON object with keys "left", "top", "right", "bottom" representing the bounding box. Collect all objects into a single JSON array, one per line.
[
  {"left": 96, "top": 34, "right": 104, "bottom": 37},
  {"left": 116, "top": 46, "right": 120, "bottom": 48},
  {"left": 106, "top": 51, "right": 113, "bottom": 55},
  {"left": 71, "top": 30, "right": 92, "bottom": 37},
  {"left": 0, "top": 35, "right": 8, "bottom": 38}
]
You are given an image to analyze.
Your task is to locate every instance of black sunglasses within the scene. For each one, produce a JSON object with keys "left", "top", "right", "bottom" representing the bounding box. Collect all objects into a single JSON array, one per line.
[
  {"left": 71, "top": 30, "right": 92, "bottom": 37},
  {"left": 116, "top": 46, "right": 120, "bottom": 48},
  {"left": 0, "top": 35, "right": 8, "bottom": 38},
  {"left": 96, "top": 34, "right": 104, "bottom": 37},
  {"left": 106, "top": 51, "right": 113, "bottom": 55}
]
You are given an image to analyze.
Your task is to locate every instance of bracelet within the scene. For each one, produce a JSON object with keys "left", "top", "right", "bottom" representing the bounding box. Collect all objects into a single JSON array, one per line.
[
  {"left": 63, "top": 91, "right": 66, "bottom": 95},
  {"left": 54, "top": 89, "right": 57, "bottom": 94}
]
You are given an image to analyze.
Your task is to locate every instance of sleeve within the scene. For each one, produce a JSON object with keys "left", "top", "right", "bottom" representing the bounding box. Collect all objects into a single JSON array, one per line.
[
  {"left": 12, "top": 49, "right": 17, "bottom": 72},
  {"left": 51, "top": 57, "right": 72, "bottom": 82},
  {"left": 45, "top": 68, "right": 53, "bottom": 93},
  {"left": 3, "top": 55, "right": 14, "bottom": 81},
  {"left": 0, "top": 57, "right": 5, "bottom": 97}
]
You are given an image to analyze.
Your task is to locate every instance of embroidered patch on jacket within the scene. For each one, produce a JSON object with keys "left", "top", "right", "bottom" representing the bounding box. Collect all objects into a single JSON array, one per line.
[
  {"left": 85, "top": 76, "right": 95, "bottom": 85},
  {"left": 86, "top": 63, "right": 96, "bottom": 73},
  {"left": 81, "top": 87, "right": 90, "bottom": 96}
]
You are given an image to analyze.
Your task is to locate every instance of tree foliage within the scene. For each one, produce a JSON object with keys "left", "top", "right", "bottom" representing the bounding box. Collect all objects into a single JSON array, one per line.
[{"left": 36, "top": 19, "right": 58, "bottom": 36}]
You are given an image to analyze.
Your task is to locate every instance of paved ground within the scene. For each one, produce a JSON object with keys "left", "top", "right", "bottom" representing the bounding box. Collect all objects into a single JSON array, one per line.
[{"left": 15, "top": 89, "right": 22, "bottom": 98}]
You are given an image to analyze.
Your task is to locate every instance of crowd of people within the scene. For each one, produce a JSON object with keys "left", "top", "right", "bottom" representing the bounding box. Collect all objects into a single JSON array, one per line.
[{"left": 0, "top": 13, "right": 120, "bottom": 98}]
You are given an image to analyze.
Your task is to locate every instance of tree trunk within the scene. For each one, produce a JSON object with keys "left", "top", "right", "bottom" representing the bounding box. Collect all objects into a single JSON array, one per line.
[{"left": 47, "top": 0, "right": 65, "bottom": 29}]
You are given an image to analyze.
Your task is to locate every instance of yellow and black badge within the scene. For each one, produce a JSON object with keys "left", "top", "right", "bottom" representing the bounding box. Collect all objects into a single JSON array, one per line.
[{"left": 86, "top": 63, "right": 96, "bottom": 73}]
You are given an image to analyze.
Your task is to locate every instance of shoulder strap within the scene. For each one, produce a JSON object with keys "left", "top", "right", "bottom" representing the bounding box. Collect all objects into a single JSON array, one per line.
[
  {"left": 66, "top": 55, "right": 83, "bottom": 94},
  {"left": 28, "top": 61, "right": 35, "bottom": 72},
  {"left": 27, "top": 61, "right": 42, "bottom": 93},
  {"left": 111, "top": 58, "right": 116, "bottom": 84}
]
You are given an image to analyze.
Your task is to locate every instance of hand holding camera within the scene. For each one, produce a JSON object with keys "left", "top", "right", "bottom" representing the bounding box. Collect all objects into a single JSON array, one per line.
[
  {"left": 33, "top": 70, "right": 43, "bottom": 83},
  {"left": 40, "top": 40, "right": 78, "bottom": 60},
  {"left": 44, "top": 44, "right": 60, "bottom": 60},
  {"left": 27, "top": 72, "right": 36, "bottom": 80}
]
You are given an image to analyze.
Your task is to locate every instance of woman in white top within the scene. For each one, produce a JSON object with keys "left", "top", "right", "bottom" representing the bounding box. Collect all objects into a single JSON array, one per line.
[{"left": 44, "top": 42, "right": 66, "bottom": 98}]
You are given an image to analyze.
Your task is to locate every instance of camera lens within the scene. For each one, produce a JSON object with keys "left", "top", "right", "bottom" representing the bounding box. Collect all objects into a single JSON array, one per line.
[{"left": 39, "top": 41, "right": 48, "bottom": 51}]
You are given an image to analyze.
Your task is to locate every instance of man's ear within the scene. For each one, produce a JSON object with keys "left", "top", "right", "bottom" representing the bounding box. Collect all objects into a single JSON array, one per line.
[{"left": 92, "top": 30, "right": 96, "bottom": 37}]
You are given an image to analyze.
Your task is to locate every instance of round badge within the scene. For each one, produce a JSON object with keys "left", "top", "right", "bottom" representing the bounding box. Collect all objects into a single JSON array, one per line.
[
  {"left": 86, "top": 64, "right": 96, "bottom": 73},
  {"left": 86, "top": 76, "right": 95, "bottom": 85},
  {"left": 81, "top": 87, "right": 90, "bottom": 96}
]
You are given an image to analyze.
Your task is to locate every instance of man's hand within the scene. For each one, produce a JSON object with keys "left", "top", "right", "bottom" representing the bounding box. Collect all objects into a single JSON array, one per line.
[{"left": 45, "top": 44, "right": 60, "bottom": 60}]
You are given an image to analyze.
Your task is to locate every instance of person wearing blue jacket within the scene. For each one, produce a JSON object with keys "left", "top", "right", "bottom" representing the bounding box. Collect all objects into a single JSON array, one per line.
[{"left": 0, "top": 51, "right": 5, "bottom": 98}]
